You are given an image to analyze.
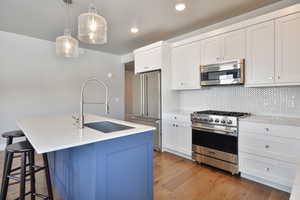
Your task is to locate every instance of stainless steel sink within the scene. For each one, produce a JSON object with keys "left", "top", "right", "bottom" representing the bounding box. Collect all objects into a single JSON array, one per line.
[{"left": 84, "top": 121, "right": 134, "bottom": 133}]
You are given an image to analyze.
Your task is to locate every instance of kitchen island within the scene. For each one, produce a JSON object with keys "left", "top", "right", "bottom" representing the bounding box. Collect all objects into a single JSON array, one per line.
[{"left": 17, "top": 114, "right": 155, "bottom": 200}]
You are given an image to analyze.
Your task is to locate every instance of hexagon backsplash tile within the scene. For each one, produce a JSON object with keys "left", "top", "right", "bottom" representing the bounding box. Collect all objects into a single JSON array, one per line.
[{"left": 179, "top": 86, "right": 300, "bottom": 117}]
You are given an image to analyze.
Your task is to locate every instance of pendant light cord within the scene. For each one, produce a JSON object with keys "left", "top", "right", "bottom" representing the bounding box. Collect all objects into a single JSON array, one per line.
[{"left": 64, "top": 0, "right": 73, "bottom": 35}]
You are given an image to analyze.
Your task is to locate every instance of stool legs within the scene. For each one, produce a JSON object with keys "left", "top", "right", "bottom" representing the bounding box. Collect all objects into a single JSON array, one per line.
[
  {"left": 42, "top": 153, "right": 53, "bottom": 200},
  {"left": 29, "top": 152, "right": 36, "bottom": 200},
  {"left": 19, "top": 152, "right": 26, "bottom": 200},
  {"left": 1, "top": 151, "right": 53, "bottom": 200},
  {"left": 1, "top": 137, "right": 13, "bottom": 192},
  {"left": 0, "top": 152, "right": 13, "bottom": 200}
]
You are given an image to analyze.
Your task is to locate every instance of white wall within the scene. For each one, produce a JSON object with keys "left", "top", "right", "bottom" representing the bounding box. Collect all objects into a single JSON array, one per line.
[{"left": 0, "top": 31, "right": 124, "bottom": 146}]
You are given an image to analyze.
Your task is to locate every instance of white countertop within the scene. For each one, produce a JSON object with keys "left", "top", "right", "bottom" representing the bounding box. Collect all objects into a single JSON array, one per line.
[
  {"left": 17, "top": 114, "right": 156, "bottom": 154},
  {"left": 240, "top": 115, "right": 300, "bottom": 127}
]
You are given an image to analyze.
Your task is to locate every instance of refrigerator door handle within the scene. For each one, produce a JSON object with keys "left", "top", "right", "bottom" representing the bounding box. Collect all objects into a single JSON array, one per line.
[
  {"left": 140, "top": 74, "right": 144, "bottom": 116},
  {"left": 157, "top": 72, "right": 161, "bottom": 119},
  {"left": 145, "top": 75, "right": 149, "bottom": 116}
]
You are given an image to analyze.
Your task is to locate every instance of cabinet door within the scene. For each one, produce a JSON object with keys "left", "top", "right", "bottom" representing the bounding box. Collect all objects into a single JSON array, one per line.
[
  {"left": 276, "top": 13, "right": 300, "bottom": 84},
  {"left": 223, "top": 29, "right": 246, "bottom": 60},
  {"left": 162, "top": 121, "right": 178, "bottom": 151},
  {"left": 134, "top": 47, "right": 162, "bottom": 74},
  {"left": 176, "top": 124, "right": 192, "bottom": 156},
  {"left": 246, "top": 21, "right": 275, "bottom": 85},
  {"left": 201, "top": 36, "right": 223, "bottom": 65},
  {"left": 171, "top": 42, "right": 201, "bottom": 90}
]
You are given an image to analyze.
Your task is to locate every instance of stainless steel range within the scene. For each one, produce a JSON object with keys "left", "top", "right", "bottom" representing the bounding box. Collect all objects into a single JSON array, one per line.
[{"left": 191, "top": 110, "right": 250, "bottom": 175}]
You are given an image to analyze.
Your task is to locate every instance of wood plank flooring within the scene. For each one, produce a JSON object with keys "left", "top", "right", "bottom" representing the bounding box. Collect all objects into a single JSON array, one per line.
[
  {"left": 0, "top": 151, "right": 290, "bottom": 200},
  {"left": 153, "top": 152, "right": 290, "bottom": 200}
]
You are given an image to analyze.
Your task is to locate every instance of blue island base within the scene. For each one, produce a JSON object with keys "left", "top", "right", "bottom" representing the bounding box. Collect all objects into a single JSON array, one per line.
[{"left": 48, "top": 131, "right": 153, "bottom": 200}]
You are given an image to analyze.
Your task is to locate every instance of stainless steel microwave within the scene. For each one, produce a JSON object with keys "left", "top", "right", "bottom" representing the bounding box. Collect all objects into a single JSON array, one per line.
[{"left": 200, "top": 59, "right": 245, "bottom": 86}]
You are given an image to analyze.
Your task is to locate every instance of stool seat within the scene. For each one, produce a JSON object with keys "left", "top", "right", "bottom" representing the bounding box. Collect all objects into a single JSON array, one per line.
[
  {"left": 6, "top": 141, "right": 33, "bottom": 153},
  {"left": 2, "top": 130, "right": 25, "bottom": 138}
]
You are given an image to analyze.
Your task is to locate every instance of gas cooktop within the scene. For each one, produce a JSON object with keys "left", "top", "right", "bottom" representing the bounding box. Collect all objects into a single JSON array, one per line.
[
  {"left": 193, "top": 110, "right": 250, "bottom": 117},
  {"left": 191, "top": 110, "right": 250, "bottom": 127}
]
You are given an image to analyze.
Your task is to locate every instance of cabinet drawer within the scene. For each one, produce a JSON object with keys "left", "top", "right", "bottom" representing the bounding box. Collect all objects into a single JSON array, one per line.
[
  {"left": 239, "top": 132, "right": 300, "bottom": 163},
  {"left": 240, "top": 121, "right": 300, "bottom": 139},
  {"left": 163, "top": 113, "right": 191, "bottom": 124},
  {"left": 239, "top": 152, "right": 296, "bottom": 187}
]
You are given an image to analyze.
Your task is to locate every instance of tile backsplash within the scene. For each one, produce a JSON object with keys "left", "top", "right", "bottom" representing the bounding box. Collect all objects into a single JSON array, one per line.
[{"left": 179, "top": 86, "right": 300, "bottom": 117}]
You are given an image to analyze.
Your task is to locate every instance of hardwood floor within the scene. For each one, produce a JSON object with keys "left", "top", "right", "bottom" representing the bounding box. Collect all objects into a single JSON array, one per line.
[
  {"left": 153, "top": 152, "right": 290, "bottom": 200},
  {"left": 0, "top": 151, "right": 290, "bottom": 200}
]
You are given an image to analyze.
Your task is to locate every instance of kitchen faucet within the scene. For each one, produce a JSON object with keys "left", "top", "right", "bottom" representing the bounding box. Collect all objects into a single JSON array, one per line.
[{"left": 80, "top": 78, "right": 109, "bottom": 129}]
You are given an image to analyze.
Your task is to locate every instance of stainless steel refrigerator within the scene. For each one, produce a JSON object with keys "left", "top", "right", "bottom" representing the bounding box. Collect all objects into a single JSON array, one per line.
[{"left": 125, "top": 62, "right": 161, "bottom": 151}]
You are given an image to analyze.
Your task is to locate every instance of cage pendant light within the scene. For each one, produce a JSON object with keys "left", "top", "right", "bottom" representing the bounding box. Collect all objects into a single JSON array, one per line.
[
  {"left": 78, "top": 4, "right": 107, "bottom": 44},
  {"left": 56, "top": 0, "right": 79, "bottom": 58}
]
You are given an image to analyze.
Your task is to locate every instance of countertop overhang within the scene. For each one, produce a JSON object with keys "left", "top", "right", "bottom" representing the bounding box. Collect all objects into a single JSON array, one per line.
[{"left": 17, "top": 114, "right": 156, "bottom": 154}]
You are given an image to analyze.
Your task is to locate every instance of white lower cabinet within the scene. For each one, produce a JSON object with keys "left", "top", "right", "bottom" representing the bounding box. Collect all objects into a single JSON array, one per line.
[
  {"left": 239, "top": 152, "right": 296, "bottom": 189},
  {"left": 162, "top": 113, "right": 192, "bottom": 158},
  {"left": 239, "top": 121, "right": 300, "bottom": 192}
]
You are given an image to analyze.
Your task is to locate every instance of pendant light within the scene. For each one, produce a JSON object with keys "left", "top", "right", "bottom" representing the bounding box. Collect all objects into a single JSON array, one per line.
[
  {"left": 56, "top": 0, "right": 79, "bottom": 58},
  {"left": 78, "top": 4, "right": 107, "bottom": 44}
]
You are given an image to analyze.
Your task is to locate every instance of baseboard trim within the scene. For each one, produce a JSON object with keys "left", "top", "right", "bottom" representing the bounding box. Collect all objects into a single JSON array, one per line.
[
  {"left": 241, "top": 173, "right": 291, "bottom": 193},
  {"left": 162, "top": 148, "right": 192, "bottom": 160}
]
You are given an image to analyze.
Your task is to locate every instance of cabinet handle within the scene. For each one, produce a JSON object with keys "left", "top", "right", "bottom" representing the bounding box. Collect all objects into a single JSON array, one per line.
[
  {"left": 180, "top": 82, "right": 184, "bottom": 86},
  {"left": 172, "top": 124, "right": 175, "bottom": 127},
  {"left": 266, "top": 167, "right": 270, "bottom": 172},
  {"left": 176, "top": 124, "right": 179, "bottom": 127},
  {"left": 265, "top": 128, "right": 269, "bottom": 132},
  {"left": 277, "top": 76, "right": 281, "bottom": 79},
  {"left": 265, "top": 145, "right": 270, "bottom": 149}
]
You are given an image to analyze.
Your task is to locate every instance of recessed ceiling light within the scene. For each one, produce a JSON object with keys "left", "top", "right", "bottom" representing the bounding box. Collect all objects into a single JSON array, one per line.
[
  {"left": 175, "top": 3, "right": 186, "bottom": 11},
  {"left": 130, "top": 27, "right": 139, "bottom": 34}
]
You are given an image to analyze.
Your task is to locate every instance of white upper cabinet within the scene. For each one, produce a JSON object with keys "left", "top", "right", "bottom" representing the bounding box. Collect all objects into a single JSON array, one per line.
[
  {"left": 134, "top": 41, "right": 163, "bottom": 74},
  {"left": 171, "top": 41, "right": 201, "bottom": 90},
  {"left": 246, "top": 21, "right": 275, "bottom": 86},
  {"left": 276, "top": 13, "right": 300, "bottom": 84},
  {"left": 246, "top": 12, "right": 300, "bottom": 87},
  {"left": 223, "top": 29, "right": 246, "bottom": 60},
  {"left": 201, "top": 36, "right": 223, "bottom": 65},
  {"left": 201, "top": 29, "right": 246, "bottom": 65}
]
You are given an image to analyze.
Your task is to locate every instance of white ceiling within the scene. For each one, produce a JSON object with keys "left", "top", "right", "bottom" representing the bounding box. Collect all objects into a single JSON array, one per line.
[{"left": 0, "top": 0, "right": 285, "bottom": 55}]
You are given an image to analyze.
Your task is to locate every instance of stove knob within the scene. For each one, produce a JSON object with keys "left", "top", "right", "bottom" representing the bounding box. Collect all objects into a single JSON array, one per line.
[
  {"left": 203, "top": 118, "right": 208, "bottom": 122},
  {"left": 221, "top": 120, "right": 226, "bottom": 124},
  {"left": 215, "top": 119, "right": 220, "bottom": 123},
  {"left": 209, "top": 118, "right": 214, "bottom": 122},
  {"left": 227, "top": 120, "right": 233, "bottom": 124}
]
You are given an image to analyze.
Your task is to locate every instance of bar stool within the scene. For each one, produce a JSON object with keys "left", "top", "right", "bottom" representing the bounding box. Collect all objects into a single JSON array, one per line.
[
  {"left": 0, "top": 141, "right": 53, "bottom": 200},
  {"left": 1, "top": 130, "right": 25, "bottom": 190}
]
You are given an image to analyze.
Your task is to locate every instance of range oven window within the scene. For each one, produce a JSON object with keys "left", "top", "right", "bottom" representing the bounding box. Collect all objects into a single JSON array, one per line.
[
  {"left": 201, "top": 69, "right": 240, "bottom": 81},
  {"left": 192, "top": 129, "right": 237, "bottom": 154}
]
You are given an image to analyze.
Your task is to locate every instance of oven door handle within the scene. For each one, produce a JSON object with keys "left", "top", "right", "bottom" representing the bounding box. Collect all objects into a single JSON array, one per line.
[{"left": 192, "top": 126, "right": 237, "bottom": 137}]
